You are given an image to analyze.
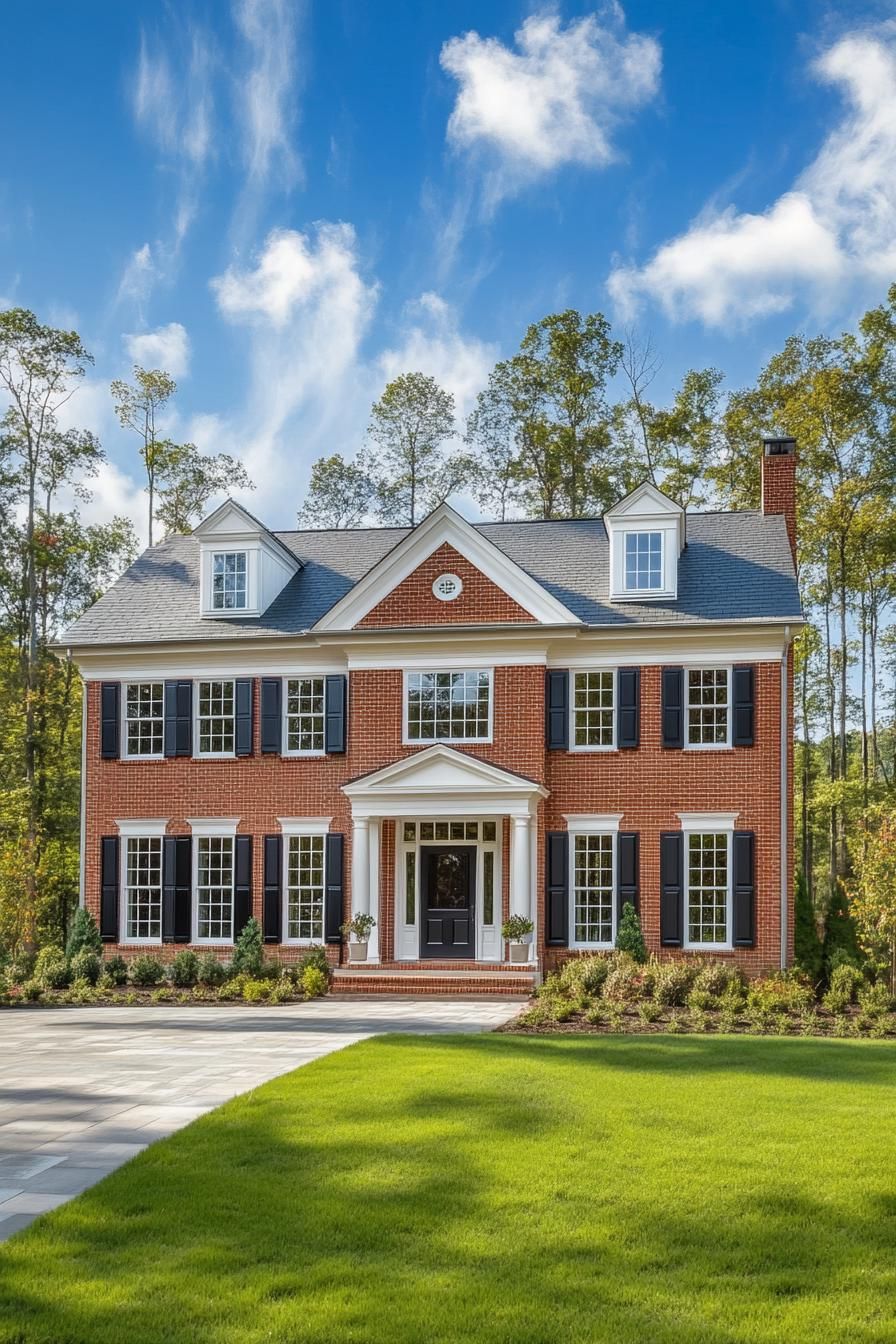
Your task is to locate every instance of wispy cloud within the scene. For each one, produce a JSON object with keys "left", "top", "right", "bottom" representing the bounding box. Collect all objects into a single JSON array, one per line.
[
  {"left": 377, "top": 292, "right": 497, "bottom": 424},
  {"left": 440, "top": 6, "right": 661, "bottom": 207},
  {"left": 608, "top": 25, "right": 896, "bottom": 327},
  {"left": 233, "top": 0, "right": 301, "bottom": 191},
  {"left": 124, "top": 322, "right": 191, "bottom": 378}
]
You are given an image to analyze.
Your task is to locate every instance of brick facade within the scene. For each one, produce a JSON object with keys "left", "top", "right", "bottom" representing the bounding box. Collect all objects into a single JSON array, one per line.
[{"left": 358, "top": 542, "right": 536, "bottom": 627}]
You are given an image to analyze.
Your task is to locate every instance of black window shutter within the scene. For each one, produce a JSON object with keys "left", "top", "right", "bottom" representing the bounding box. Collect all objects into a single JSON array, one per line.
[
  {"left": 661, "top": 667, "right": 684, "bottom": 749},
  {"left": 235, "top": 678, "right": 254, "bottom": 756},
  {"left": 164, "top": 680, "right": 192, "bottom": 757},
  {"left": 263, "top": 835, "right": 282, "bottom": 943},
  {"left": 100, "top": 683, "right": 120, "bottom": 759},
  {"left": 260, "top": 678, "right": 282, "bottom": 754},
  {"left": 162, "top": 836, "right": 191, "bottom": 943},
  {"left": 324, "top": 675, "right": 347, "bottom": 754},
  {"left": 617, "top": 832, "right": 640, "bottom": 921},
  {"left": 325, "top": 832, "right": 344, "bottom": 945},
  {"left": 100, "top": 836, "right": 120, "bottom": 942},
  {"left": 545, "top": 670, "right": 569, "bottom": 750},
  {"left": 617, "top": 668, "right": 640, "bottom": 750},
  {"left": 545, "top": 831, "right": 569, "bottom": 946},
  {"left": 234, "top": 835, "right": 253, "bottom": 938},
  {"left": 660, "top": 831, "right": 684, "bottom": 946},
  {"left": 732, "top": 665, "right": 755, "bottom": 747},
  {"left": 733, "top": 831, "right": 755, "bottom": 947}
]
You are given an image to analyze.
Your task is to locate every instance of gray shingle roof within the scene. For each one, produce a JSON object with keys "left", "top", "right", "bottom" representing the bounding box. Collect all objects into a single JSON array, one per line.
[{"left": 61, "top": 510, "right": 802, "bottom": 648}]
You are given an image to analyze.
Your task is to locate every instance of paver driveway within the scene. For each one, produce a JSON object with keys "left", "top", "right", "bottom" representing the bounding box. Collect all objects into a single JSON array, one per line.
[{"left": 0, "top": 996, "right": 520, "bottom": 1240}]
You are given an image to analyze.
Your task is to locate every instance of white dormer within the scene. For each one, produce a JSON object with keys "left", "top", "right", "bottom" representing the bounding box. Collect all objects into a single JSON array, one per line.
[
  {"left": 193, "top": 500, "right": 301, "bottom": 619},
  {"left": 604, "top": 482, "right": 685, "bottom": 602}
]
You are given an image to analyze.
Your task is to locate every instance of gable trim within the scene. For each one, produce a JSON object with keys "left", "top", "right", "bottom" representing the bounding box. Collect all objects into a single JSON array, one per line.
[{"left": 312, "top": 503, "right": 581, "bottom": 631}]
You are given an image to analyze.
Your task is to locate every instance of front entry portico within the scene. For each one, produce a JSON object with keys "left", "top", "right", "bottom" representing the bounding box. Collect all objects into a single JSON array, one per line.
[{"left": 342, "top": 745, "right": 547, "bottom": 965}]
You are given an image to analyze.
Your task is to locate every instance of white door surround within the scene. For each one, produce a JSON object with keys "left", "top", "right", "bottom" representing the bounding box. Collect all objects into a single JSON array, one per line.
[{"left": 342, "top": 745, "right": 547, "bottom": 963}]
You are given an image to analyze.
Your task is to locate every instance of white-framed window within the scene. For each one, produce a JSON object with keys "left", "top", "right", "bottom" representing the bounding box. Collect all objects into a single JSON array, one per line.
[
  {"left": 123, "top": 681, "right": 164, "bottom": 758},
  {"left": 194, "top": 835, "right": 235, "bottom": 943},
  {"left": 124, "top": 836, "right": 163, "bottom": 942},
  {"left": 571, "top": 670, "right": 616, "bottom": 749},
  {"left": 679, "top": 812, "right": 737, "bottom": 950},
  {"left": 211, "top": 551, "right": 248, "bottom": 611},
  {"left": 284, "top": 677, "right": 325, "bottom": 755},
  {"left": 195, "top": 679, "right": 235, "bottom": 756},
  {"left": 285, "top": 835, "right": 325, "bottom": 942},
  {"left": 405, "top": 670, "right": 492, "bottom": 743},
  {"left": 624, "top": 531, "right": 663, "bottom": 591},
  {"left": 564, "top": 815, "right": 622, "bottom": 950},
  {"left": 686, "top": 667, "right": 730, "bottom": 748}
]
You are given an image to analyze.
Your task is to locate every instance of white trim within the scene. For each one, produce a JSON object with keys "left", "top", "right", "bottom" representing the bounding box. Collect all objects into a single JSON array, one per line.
[
  {"left": 187, "top": 817, "right": 240, "bottom": 837},
  {"left": 281, "top": 673, "right": 328, "bottom": 758},
  {"left": 432, "top": 573, "right": 462, "bottom": 602},
  {"left": 193, "top": 677, "right": 237, "bottom": 759},
  {"left": 683, "top": 665, "right": 732, "bottom": 751},
  {"left": 569, "top": 828, "right": 618, "bottom": 951},
  {"left": 568, "top": 667, "right": 618, "bottom": 753},
  {"left": 120, "top": 679, "right": 165, "bottom": 761},
  {"left": 677, "top": 812, "right": 738, "bottom": 831},
  {"left": 115, "top": 817, "right": 169, "bottom": 837},
  {"left": 563, "top": 813, "right": 624, "bottom": 834},
  {"left": 396, "top": 818, "right": 504, "bottom": 962},
  {"left": 78, "top": 678, "right": 87, "bottom": 908},
  {"left": 278, "top": 816, "right": 332, "bottom": 835},
  {"left": 343, "top": 743, "right": 547, "bottom": 821},
  {"left": 681, "top": 828, "right": 734, "bottom": 953},
  {"left": 402, "top": 667, "right": 494, "bottom": 746},
  {"left": 206, "top": 547, "right": 252, "bottom": 616},
  {"left": 313, "top": 502, "right": 581, "bottom": 630}
]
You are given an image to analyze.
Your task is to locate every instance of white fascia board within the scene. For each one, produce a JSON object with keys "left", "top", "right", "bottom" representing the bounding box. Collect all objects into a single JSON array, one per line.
[
  {"left": 343, "top": 744, "right": 548, "bottom": 800},
  {"left": 312, "top": 502, "right": 581, "bottom": 630},
  {"left": 677, "top": 812, "right": 739, "bottom": 831},
  {"left": 115, "top": 818, "right": 169, "bottom": 837},
  {"left": 194, "top": 500, "right": 300, "bottom": 570}
]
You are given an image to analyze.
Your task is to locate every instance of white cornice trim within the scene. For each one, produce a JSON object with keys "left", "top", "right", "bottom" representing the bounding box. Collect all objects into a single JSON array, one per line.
[
  {"left": 677, "top": 811, "right": 739, "bottom": 831},
  {"left": 115, "top": 818, "right": 169, "bottom": 837},
  {"left": 312, "top": 502, "right": 581, "bottom": 631},
  {"left": 278, "top": 817, "right": 332, "bottom": 835},
  {"left": 563, "top": 813, "right": 624, "bottom": 834},
  {"left": 187, "top": 817, "right": 241, "bottom": 836}
]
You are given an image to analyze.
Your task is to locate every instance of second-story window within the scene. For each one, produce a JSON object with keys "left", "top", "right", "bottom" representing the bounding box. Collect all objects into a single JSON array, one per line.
[
  {"left": 687, "top": 669, "right": 730, "bottom": 747},
  {"left": 196, "top": 679, "right": 235, "bottom": 755},
  {"left": 406, "top": 670, "right": 492, "bottom": 743},
  {"left": 624, "top": 531, "right": 663, "bottom": 591},
  {"left": 212, "top": 551, "right": 247, "bottom": 610},
  {"left": 285, "top": 677, "right": 325, "bottom": 753},
  {"left": 124, "top": 682, "right": 164, "bottom": 757},
  {"left": 571, "top": 671, "right": 615, "bottom": 749}
]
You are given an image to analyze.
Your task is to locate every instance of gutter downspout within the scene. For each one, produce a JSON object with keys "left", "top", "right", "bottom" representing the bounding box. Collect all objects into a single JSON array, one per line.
[
  {"left": 780, "top": 626, "right": 791, "bottom": 969},
  {"left": 78, "top": 667, "right": 87, "bottom": 908}
]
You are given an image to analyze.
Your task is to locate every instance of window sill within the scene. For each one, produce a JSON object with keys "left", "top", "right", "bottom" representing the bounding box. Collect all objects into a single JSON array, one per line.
[
  {"left": 193, "top": 938, "right": 234, "bottom": 947},
  {"left": 403, "top": 738, "right": 493, "bottom": 747},
  {"left": 121, "top": 754, "right": 165, "bottom": 763},
  {"left": 120, "top": 937, "right": 162, "bottom": 947},
  {"left": 683, "top": 943, "right": 733, "bottom": 953},
  {"left": 683, "top": 744, "right": 733, "bottom": 753},
  {"left": 283, "top": 937, "right": 325, "bottom": 947},
  {"left": 568, "top": 746, "right": 618, "bottom": 754},
  {"left": 193, "top": 753, "right": 237, "bottom": 761},
  {"left": 571, "top": 941, "right": 615, "bottom": 952},
  {"left": 282, "top": 750, "right": 327, "bottom": 759}
]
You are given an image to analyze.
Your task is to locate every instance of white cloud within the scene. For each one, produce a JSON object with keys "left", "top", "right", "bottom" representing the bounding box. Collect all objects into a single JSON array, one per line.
[
  {"left": 377, "top": 292, "right": 497, "bottom": 423},
  {"left": 116, "top": 243, "right": 158, "bottom": 308},
  {"left": 124, "top": 322, "right": 191, "bottom": 378},
  {"left": 608, "top": 27, "right": 896, "bottom": 327},
  {"left": 233, "top": 0, "right": 301, "bottom": 189},
  {"left": 440, "top": 7, "right": 660, "bottom": 200}
]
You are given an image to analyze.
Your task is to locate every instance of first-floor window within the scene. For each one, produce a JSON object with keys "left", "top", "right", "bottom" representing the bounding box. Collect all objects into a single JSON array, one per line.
[
  {"left": 125, "top": 837, "right": 162, "bottom": 941},
  {"left": 686, "top": 832, "right": 729, "bottom": 945},
  {"left": 285, "top": 677, "right": 325, "bottom": 753},
  {"left": 197, "top": 679, "right": 235, "bottom": 755},
  {"left": 573, "top": 834, "right": 614, "bottom": 945},
  {"left": 196, "top": 836, "right": 234, "bottom": 941},
  {"left": 286, "top": 834, "right": 325, "bottom": 941},
  {"left": 124, "top": 682, "right": 164, "bottom": 757}
]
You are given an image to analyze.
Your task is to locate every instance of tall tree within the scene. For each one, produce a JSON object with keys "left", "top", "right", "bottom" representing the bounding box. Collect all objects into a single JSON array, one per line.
[
  {"left": 368, "top": 372, "right": 466, "bottom": 526},
  {"left": 297, "top": 453, "right": 374, "bottom": 529},
  {"left": 154, "top": 443, "right": 253, "bottom": 536},
  {"left": 110, "top": 365, "right": 176, "bottom": 546}
]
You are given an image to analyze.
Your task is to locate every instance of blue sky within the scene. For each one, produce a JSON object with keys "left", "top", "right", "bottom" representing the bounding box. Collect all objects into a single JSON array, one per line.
[{"left": 3, "top": 1, "right": 895, "bottom": 537}]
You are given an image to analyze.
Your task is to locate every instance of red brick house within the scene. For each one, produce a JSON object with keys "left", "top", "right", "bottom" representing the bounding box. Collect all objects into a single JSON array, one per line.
[{"left": 61, "top": 438, "right": 802, "bottom": 994}]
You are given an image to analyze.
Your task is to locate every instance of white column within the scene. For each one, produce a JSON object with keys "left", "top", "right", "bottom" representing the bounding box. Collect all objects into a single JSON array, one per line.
[
  {"left": 510, "top": 814, "right": 532, "bottom": 919},
  {"left": 351, "top": 816, "right": 370, "bottom": 922},
  {"left": 368, "top": 819, "right": 380, "bottom": 962}
]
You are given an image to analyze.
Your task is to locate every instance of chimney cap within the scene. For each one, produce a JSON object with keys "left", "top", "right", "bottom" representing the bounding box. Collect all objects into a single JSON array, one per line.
[{"left": 763, "top": 436, "right": 797, "bottom": 456}]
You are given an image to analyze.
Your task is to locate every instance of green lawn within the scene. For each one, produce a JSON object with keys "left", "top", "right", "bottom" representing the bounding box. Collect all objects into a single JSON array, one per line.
[{"left": 2, "top": 1036, "right": 896, "bottom": 1344}]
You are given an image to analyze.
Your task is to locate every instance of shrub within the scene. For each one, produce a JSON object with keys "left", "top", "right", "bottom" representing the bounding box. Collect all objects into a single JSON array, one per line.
[
  {"left": 196, "top": 952, "right": 227, "bottom": 986},
  {"left": 301, "top": 965, "right": 329, "bottom": 1000},
  {"left": 500, "top": 914, "right": 534, "bottom": 943},
  {"left": 559, "top": 955, "right": 610, "bottom": 998},
  {"left": 822, "top": 885, "right": 862, "bottom": 978},
  {"left": 822, "top": 987, "right": 850, "bottom": 1016},
  {"left": 35, "top": 946, "right": 70, "bottom": 990},
  {"left": 687, "top": 988, "right": 714, "bottom": 1013},
  {"left": 65, "top": 907, "right": 103, "bottom": 959},
  {"left": 259, "top": 959, "right": 283, "bottom": 982},
  {"left": 341, "top": 911, "right": 377, "bottom": 943},
  {"left": 21, "top": 979, "right": 42, "bottom": 1002},
  {"left": 652, "top": 960, "right": 697, "bottom": 1007},
  {"left": 718, "top": 1008, "right": 738, "bottom": 1034},
  {"left": 69, "top": 978, "right": 99, "bottom": 1005},
  {"left": 637, "top": 1000, "right": 660, "bottom": 1024},
  {"left": 231, "top": 917, "right": 264, "bottom": 977},
  {"left": 8, "top": 950, "right": 36, "bottom": 983},
  {"left": 693, "top": 961, "right": 744, "bottom": 1003},
  {"left": 269, "top": 979, "right": 294, "bottom": 1004},
  {"left": 829, "top": 962, "right": 863, "bottom": 1004},
  {"left": 97, "top": 971, "right": 116, "bottom": 992},
  {"left": 602, "top": 955, "right": 643, "bottom": 1004},
  {"left": 858, "top": 980, "right": 893, "bottom": 1017},
  {"left": 128, "top": 955, "right": 166, "bottom": 987},
  {"left": 242, "top": 978, "right": 270, "bottom": 1003},
  {"left": 104, "top": 955, "right": 128, "bottom": 985},
  {"left": 169, "top": 950, "right": 199, "bottom": 987},
  {"left": 793, "top": 869, "right": 823, "bottom": 982},
  {"left": 151, "top": 987, "right": 175, "bottom": 1003},
  {"left": 297, "top": 945, "right": 330, "bottom": 978},
  {"left": 615, "top": 902, "right": 647, "bottom": 963},
  {"left": 748, "top": 971, "right": 813, "bottom": 1016},
  {"left": 69, "top": 949, "right": 101, "bottom": 986}
]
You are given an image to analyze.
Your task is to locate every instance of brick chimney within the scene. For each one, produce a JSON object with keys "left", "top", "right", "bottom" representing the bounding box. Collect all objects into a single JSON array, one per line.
[{"left": 761, "top": 436, "right": 797, "bottom": 562}]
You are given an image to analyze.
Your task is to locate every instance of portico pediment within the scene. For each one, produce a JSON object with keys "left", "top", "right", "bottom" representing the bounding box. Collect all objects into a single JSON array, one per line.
[{"left": 342, "top": 744, "right": 547, "bottom": 818}]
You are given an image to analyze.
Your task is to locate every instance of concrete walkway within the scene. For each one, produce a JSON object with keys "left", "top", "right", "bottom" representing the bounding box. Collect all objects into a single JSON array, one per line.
[{"left": 0, "top": 997, "right": 519, "bottom": 1241}]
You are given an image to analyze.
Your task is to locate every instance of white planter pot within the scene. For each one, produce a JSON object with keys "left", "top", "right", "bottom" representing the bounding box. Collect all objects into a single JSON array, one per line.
[
  {"left": 349, "top": 942, "right": 368, "bottom": 963},
  {"left": 508, "top": 943, "right": 530, "bottom": 965}
]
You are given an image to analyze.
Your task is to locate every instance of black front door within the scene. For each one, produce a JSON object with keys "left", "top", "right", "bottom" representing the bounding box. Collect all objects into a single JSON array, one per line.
[{"left": 420, "top": 846, "right": 475, "bottom": 959}]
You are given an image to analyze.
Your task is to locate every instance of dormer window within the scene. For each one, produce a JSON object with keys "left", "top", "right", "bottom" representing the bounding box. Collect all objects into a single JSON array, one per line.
[
  {"left": 624, "top": 531, "right": 663, "bottom": 591},
  {"left": 212, "top": 552, "right": 248, "bottom": 611}
]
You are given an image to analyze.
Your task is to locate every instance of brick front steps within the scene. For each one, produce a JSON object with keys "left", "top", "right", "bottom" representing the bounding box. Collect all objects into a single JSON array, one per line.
[{"left": 331, "top": 963, "right": 536, "bottom": 997}]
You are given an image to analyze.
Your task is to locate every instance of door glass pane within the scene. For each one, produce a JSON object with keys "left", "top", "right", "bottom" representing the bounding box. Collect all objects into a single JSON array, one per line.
[
  {"left": 403, "top": 822, "right": 416, "bottom": 843},
  {"left": 420, "top": 822, "right": 434, "bottom": 840},
  {"left": 405, "top": 851, "right": 416, "bottom": 924},
  {"left": 450, "top": 821, "right": 465, "bottom": 840},
  {"left": 431, "top": 852, "right": 467, "bottom": 908},
  {"left": 482, "top": 821, "right": 496, "bottom": 843},
  {"left": 465, "top": 822, "right": 478, "bottom": 840},
  {"left": 483, "top": 851, "right": 494, "bottom": 925},
  {"left": 435, "top": 821, "right": 449, "bottom": 840}
]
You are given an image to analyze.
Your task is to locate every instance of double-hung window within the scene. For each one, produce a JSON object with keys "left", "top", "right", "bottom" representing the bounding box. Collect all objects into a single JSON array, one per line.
[
  {"left": 571, "top": 671, "right": 615, "bottom": 749},
  {"left": 685, "top": 831, "right": 731, "bottom": 948},
  {"left": 195, "top": 835, "right": 235, "bottom": 942},
  {"left": 212, "top": 551, "right": 247, "bottom": 611},
  {"left": 124, "top": 682, "right": 164, "bottom": 757},
  {"left": 686, "top": 668, "right": 730, "bottom": 747},
  {"left": 285, "top": 834, "right": 325, "bottom": 942},
  {"left": 406, "top": 670, "right": 492, "bottom": 743},
  {"left": 196, "top": 680, "right": 235, "bottom": 756},
  {"left": 285, "top": 678, "right": 325, "bottom": 754},
  {"left": 624, "top": 531, "right": 663, "bottom": 591},
  {"left": 572, "top": 833, "right": 615, "bottom": 947},
  {"left": 124, "top": 836, "right": 163, "bottom": 942}
]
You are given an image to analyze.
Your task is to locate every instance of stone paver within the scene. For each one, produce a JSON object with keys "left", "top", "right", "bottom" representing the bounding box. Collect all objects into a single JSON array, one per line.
[{"left": 0, "top": 997, "right": 518, "bottom": 1240}]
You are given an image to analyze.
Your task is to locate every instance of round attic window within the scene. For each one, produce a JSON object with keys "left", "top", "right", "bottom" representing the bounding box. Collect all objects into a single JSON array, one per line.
[{"left": 433, "top": 573, "right": 463, "bottom": 602}]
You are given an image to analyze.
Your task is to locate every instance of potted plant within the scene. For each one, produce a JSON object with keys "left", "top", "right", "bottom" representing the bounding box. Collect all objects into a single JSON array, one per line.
[
  {"left": 341, "top": 912, "right": 377, "bottom": 962},
  {"left": 502, "top": 914, "right": 534, "bottom": 964}
]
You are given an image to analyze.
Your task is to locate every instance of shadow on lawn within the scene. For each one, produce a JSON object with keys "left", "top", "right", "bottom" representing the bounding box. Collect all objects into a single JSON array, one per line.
[{"left": 0, "top": 1037, "right": 893, "bottom": 1344}]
